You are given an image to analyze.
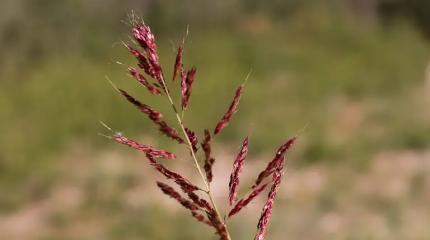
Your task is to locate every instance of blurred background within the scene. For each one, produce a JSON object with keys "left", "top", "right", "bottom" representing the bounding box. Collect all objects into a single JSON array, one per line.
[{"left": 1, "top": 0, "right": 430, "bottom": 239}]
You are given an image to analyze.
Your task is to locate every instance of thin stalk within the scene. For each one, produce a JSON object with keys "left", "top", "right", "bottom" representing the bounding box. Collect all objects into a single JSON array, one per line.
[{"left": 159, "top": 74, "right": 232, "bottom": 240}]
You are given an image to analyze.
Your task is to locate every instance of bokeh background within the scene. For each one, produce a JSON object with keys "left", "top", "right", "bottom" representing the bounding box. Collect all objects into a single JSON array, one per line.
[{"left": 1, "top": 0, "right": 430, "bottom": 239}]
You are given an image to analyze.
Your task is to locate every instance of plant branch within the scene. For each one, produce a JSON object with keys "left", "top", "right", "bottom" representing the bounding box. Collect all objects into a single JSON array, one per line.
[{"left": 159, "top": 74, "right": 232, "bottom": 240}]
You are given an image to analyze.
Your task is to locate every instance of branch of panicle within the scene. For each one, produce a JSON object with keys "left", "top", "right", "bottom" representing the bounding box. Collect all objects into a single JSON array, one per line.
[
  {"left": 185, "top": 127, "right": 199, "bottom": 153},
  {"left": 202, "top": 129, "right": 215, "bottom": 183},
  {"left": 228, "top": 183, "right": 268, "bottom": 218},
  {"left": 128, "top": 66, "right": 161, "bottom": 95},
  {"left": 228, "top": 137, "right": 249, "bottom": 205},
  {"left": 157, "top": 181, "right": 212, "bottom": 226},
  {"left": 254, "top": 159, "right": 285, "bottom": 240},
  {"left": 181, "top": 67, "right": 196, "bottom": 110},
  {"left": 118, "top": 89, "right": 184, "bottom": 144},
  {"left": 146, "top": 154, "right": 200, "bottom": 193},
  {"left": 131, "top": 24, "right": 164, "bottom": 84},
  {"left": 214, "top": 85, "right": 243, "bottom": 135},
  {"left": 253, "top": 137, "right": 296, "bottom": 188},
  {"left": 113, "top": 134, "right": 176, "bottom": 159}
]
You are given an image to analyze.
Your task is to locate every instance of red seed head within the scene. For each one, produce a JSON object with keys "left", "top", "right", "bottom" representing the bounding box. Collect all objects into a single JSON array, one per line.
[
  {"left": 186, "top": 191, "right": 213, "bottom": 212},
  {"left": 185, "top": 127, "right": 198, "bottom": 153},
  {"left": 132, "top": 24, "right": 157, "bottom": 53},
  {"left": 131, "top": 23, "right": 163, "bottom": 84},
  {"left": 113, "top": 134, "right": 175, "bottom": 159},
  {"left": 254, "top": 159, "right": 285, "bottom": 240},
  {"left": 157, "top": 121, "right": 185, "bottom": 144},
  {"left": 119, "top": 89, "right": 184, "bottom": 143},
  {"left": 156, "top": 181, "right": 199, "bottom": 211},
  {"left": 253, "top": 137, "right": 296, "bottom": 188},
  {"left": 128, "top": 67, "right": 161, "bottom": 95},
  {"left": 132, "top": 24, "right": 158, "bottom": 62},
  {"left": 191, "top": 211, "right": 213, "bottom": 227},
  {"left": 228, "top": 137, "right": 249, "bottom": 205},
  {"left": 201, "top": 129, "right": 215, "bottom": 182},
  {"left": 147, "top": 154, "right": 199, "bottom": 193},
  {"left": 126, "top": 44, "right": 160, "bottom": 82},
  {"left": 157, "top": 181, "right": 213, "bottom": 226},
  {"left": 106, "top": 19, "right": 298, "bottom": 239},
  {"left": 119, "top": 89, "right": 162, "bottom": 120},
  {"left": 181, "top": 67, "right": 196, "bottom": 110},
  {"left": 173, "top": 45, "right": 184, "bottom": 82},
  {"left": 214, "top": 85, "right": 243, "bottom": 135}
]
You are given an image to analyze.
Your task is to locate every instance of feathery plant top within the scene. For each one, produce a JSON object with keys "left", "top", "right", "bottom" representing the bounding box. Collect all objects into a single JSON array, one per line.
[{"left": 101, "top": 13, "right": 297, "bottom": 240}]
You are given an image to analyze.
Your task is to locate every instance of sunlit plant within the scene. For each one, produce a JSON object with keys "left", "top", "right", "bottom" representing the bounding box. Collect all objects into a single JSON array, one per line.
[{"left": 101, "top": 14, "right": 297, "bottom": 240}]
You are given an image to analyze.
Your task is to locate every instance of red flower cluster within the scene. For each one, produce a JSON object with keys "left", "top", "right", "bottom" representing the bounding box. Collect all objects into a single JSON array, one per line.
[{"left": 103, "top": 16, "right": 297, "bottom": 240}]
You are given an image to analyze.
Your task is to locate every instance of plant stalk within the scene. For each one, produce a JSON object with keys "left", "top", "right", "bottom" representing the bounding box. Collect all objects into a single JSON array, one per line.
[{"left": 159, "top": 75, "right": 232, "bottom": 240}]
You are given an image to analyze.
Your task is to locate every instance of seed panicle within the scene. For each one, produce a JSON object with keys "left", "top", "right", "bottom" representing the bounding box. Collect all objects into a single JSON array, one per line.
[{"left": 104, "top": 17, "right": 297, "bottom": 240}]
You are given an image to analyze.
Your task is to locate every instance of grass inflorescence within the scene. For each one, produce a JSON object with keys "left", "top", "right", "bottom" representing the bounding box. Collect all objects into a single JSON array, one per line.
[{"left": 102, "top": 13, "right": 297, "bottom": 240}]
